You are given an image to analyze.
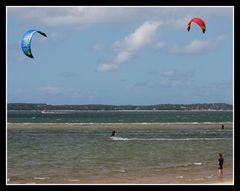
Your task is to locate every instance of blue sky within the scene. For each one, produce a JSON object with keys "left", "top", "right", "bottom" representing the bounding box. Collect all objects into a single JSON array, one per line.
[{"left": 7, "top": 6, "right": 233, "bottom": 105}]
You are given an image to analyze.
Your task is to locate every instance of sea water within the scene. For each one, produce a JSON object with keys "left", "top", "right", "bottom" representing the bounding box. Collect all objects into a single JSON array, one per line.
[
  {"left": 7, "top": 110, "right": 232, "bottom": 123},
  {"left": 7, "top": 111, "right": 233, "bottom": 184}
]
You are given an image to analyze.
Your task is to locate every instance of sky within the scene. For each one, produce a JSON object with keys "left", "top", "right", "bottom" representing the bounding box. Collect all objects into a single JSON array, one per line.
[{"left": 7, "top": 6, "right": 233, "bottom": 105}]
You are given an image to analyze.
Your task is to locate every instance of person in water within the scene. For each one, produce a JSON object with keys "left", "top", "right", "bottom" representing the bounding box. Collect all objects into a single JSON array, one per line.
[
  {"left": 221, "top": 124, "right": 224, "bottom": 129},
  {"left": 111, "top": 130, "right": 116, "bottom": 137},
  {"left": 218, "top": 153, "right": 224, "bottom": 177}
]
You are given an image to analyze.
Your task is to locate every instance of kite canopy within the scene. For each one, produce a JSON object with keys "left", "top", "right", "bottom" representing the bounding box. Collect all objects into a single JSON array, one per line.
[
  {"left": 187, "top": 18, "right": 206, "bottom": 34},
  {"left": 21, "top": 29, "right": 47, "bottom": 58}
]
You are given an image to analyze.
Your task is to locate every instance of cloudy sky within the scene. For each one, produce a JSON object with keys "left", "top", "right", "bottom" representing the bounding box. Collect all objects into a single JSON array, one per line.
[{"left": 7, "top": 6, "right": 233, "bottom": 105}]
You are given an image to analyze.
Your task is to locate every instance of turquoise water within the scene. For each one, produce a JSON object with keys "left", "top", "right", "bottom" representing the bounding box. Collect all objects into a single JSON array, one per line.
[{"left": 7, "top": 110, "right": 233, "bottom": 123}]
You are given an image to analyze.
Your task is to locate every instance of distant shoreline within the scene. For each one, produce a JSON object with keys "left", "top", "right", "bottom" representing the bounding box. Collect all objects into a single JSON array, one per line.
[
  {"left": 8, "top": 109, "right": 233, "bottom": 112},
  {"left": 7, "top": 103, "right": 233, "bottom": 111}
]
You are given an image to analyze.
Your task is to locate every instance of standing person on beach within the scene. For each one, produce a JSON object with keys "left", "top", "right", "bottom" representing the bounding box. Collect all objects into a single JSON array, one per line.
[{"left": 218, "top": 153, "right": 224, "bottom": 177}]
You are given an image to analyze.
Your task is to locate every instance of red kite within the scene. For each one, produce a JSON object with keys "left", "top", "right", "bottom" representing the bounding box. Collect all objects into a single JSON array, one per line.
[{"left": 187, "top": 18, "right": 206, "bottom": 34}]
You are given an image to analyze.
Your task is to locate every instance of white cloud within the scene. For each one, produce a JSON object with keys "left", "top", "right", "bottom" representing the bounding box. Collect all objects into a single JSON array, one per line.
[
  {"left": 8, "top": 7, "right": 142, "bottom": 26},
  {"left": 98, "top": 21, "right": 161, "bottom": 72},
  {"left": 98, "top": 22, "right": 228, "bottom": 72},
  {"left": 113, "top": 21, "right": 162, "bottom": 51},
  {"left": 8, "top": 7, "right": 232, "bottom": 27},
  {"left": 7, "top": 7, "right": 232, "bottom": 72},
  {"left": 170, "top": 39, "right": 213, "bottom": 54},
  {"left": 156, "top": 34, "right": 228, "bottom": 55},
  {"left": 98, "top": 50, "right": 133, "bottom": 72},
  {"left": 164, "top": 16, "right": 192, "bottom": 30},
  {"left": 98, "top": 63, "right": 119, "bottom": 72},
  {"left": 114, "top": 51, "right": 133, "bottom": 64}
]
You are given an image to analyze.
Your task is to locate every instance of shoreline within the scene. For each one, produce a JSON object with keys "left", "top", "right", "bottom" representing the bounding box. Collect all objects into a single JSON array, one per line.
[
  {"left": 8, "top": 109, "right": 233, "bottom": 112},
  {"left": 7, "top": 181, "right": 234, "bottom": 185},
  {"left": 7, "top": 165, "right": 234, "bottom": 185},
  {"left": 7, "top": 171, "right": 233, "bottom": 185},
  {"left": 7, "top": 122, "right": 233, "bottom": 129}
]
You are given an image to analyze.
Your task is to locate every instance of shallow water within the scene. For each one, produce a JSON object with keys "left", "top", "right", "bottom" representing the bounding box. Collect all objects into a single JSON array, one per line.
[{"left": 7, "top": 123, "right": 233, "bottom": 184}]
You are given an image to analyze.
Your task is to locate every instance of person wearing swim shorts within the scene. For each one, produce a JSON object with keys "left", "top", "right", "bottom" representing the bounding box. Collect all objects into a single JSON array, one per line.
[{"left": 218, "top": 153, "right": 224, "bottom": 177}]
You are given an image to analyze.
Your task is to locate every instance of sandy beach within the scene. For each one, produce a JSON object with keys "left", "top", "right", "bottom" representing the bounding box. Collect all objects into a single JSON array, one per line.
[{"left": 7, "top": 122, "right": 233, "bottom": 129}]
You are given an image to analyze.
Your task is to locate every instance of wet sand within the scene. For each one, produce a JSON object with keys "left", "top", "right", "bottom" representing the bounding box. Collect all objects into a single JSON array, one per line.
[{"left": 7, "top": 122, "right": 233, "bottom": 129}]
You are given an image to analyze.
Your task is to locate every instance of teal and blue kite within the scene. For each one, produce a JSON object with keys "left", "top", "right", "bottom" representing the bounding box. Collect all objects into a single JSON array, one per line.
[{"left": 21, "top": 29, "right": 47, "bottom": 58}]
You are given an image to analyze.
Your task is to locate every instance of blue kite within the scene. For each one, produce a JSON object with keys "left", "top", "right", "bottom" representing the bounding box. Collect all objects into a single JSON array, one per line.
[{"left": 21, "top": 29, "right": 47, "bottom": 58}]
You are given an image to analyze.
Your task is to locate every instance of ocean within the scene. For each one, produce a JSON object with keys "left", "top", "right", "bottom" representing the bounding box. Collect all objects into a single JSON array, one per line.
[{"left": 7, "top": 110, "right": 233, "bottom": 184}]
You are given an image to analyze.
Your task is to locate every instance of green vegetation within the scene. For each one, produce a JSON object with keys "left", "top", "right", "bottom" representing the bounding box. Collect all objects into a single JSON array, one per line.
[{"left": 7, "top": 103, "right": 233, "bottom": 111}]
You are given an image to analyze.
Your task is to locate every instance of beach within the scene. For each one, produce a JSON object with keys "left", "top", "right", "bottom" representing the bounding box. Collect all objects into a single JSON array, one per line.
[
  {"left": 7, "top": 121, "right": 233, "bottom": 185},
  {"left": 7, "top": 121, "right": 233, "bottom": 129}
]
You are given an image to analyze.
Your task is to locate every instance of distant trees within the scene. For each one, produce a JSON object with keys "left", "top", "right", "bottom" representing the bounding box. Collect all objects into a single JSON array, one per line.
[{"left": 7, "top": 103, "right": 233, "bottom": 111}]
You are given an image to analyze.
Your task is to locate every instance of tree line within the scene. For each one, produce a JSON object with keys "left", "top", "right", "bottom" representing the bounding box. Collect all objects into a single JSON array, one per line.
[{"left": 7, "top": 103, "right": 233, "bottom": 111}]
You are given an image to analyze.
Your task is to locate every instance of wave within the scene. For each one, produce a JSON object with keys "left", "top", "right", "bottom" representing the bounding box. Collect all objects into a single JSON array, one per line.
[
  {"left": 41, "top": 110, "right": 70, "bottom": 114},
  {"left": 110, "top": 137, "right": 130, "bottom": 141},
  {"left": 109, "top": 136, "right": 231, "bottom": 141},
  {"left": 173, "top": 162, "right": 203, "bottom": 167},
  {"left": 193, "top": 162, "right": 202, "bottom": 166},
  {"left": 34, "top": 177, "right": 49, "bottom": 180},
  {"left": 7, "top": 122, "right": 233, "bottom": 125},
  {"left": 152, "top": 162, "right": 204, "bottom": 171},
  {"left": 68, "top": 179, "right": 80, "bottom": 182}
]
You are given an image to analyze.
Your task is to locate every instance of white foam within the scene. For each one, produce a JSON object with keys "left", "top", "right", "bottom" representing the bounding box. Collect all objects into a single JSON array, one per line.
[
  {"left": 34, "top": 177, "right": 48, "bottom": 180},
  {"left": 177, "top": 176, "right": 183, "bottom": 179},
  {"left": 68, "top": 179, "right": 80, "bottom": 182},
  {"left": 110, "top": 136, "right": 130, "bottom": 141},
  {"left": 207, "top": 174, "right": 214, "bottom": 178},
  {"left": 193, "top": 162, "right": 202, "bottom": 166},
  {"left": 109, "top": 137, "right": 230, "bottom": 141}
]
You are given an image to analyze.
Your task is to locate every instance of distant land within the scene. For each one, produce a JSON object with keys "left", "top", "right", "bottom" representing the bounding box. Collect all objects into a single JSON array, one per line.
[{"left": 7, "top": 103, "right": 233, "bottom": 111}]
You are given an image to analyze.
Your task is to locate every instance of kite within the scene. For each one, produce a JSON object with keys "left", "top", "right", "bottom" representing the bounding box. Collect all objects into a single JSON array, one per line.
[
  {"left": 21, "top": 29, "right": 47, "bottom": 58},
  {"left": 187, "top": 18, "right": 206, "bottom": 34}
]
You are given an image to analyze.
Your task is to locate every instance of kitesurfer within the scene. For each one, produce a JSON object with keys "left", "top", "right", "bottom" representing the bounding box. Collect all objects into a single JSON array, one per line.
[{"left": 111, "top": 130, "right": 116, "bottom": 137}]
